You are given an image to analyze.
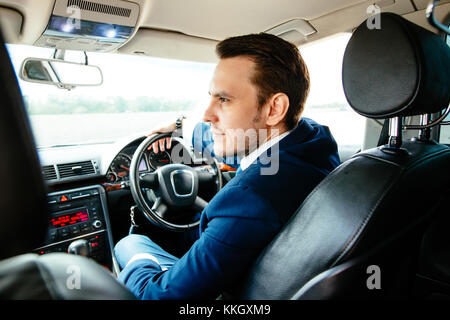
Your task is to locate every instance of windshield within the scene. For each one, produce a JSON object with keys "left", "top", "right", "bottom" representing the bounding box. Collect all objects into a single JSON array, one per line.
[
  {"left": 7, "top": 33, "right": 364, "bottom": 150},
  {"left": 7, "top": 44, "right": 216, "bottom": 148}
]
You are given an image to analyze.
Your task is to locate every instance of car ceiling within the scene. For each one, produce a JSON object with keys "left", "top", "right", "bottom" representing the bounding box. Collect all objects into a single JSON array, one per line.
[
  {"left": 0, "top": 0, "right": 449, "bottom": 62},
  {"left": 138, "top": 0, "right": 367, "bottom": 40}
]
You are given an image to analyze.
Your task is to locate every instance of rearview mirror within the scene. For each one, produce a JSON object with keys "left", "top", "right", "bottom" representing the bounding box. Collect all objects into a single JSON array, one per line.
[{"left": 19, "top": 58, "right": 103, "bottom": 90}]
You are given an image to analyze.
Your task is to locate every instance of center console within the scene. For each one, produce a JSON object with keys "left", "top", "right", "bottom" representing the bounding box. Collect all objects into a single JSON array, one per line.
[{"left": 34, "top": 185, "right": 119, "bottom": 275}]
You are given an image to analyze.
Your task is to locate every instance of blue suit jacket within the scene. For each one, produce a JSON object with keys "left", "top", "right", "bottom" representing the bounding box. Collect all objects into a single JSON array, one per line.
[{"left": 119, "top": 118, "right": 340, "bottom": 299}]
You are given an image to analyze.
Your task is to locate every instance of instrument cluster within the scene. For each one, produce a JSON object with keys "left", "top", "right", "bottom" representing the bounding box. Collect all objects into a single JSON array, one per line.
[{"left": 106, "top": 143, "right": 175, "bottom": 183}]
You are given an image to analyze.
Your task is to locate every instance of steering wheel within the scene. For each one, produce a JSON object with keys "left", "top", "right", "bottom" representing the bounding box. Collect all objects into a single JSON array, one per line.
[{"left": 129, "top": 133, "right": 223, "bottom": 232}]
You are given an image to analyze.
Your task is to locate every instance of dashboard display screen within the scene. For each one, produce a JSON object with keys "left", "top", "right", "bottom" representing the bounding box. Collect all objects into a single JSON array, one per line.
[{"left": 50, "top": 210, "right": 89, "bottom": 228}]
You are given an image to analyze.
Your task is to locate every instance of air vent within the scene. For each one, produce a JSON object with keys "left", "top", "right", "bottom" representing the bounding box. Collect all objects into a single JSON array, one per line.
[
  {"left": 57, "top": 161, "right": 96, "bottom": 178},
  {"left": 67, "top": 0, "right": 132, "bottom": 17},
  {"left": 41, "top": 165, "right": 57, "bottom": 180}
]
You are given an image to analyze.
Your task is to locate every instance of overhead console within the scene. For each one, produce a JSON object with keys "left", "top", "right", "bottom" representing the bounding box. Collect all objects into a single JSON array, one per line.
[{"left": 34, "top": 0, "right": 139, "bottom": 52}]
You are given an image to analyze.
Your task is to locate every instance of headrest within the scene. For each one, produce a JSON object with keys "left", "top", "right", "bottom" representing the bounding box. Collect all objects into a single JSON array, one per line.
[
  {"left": 0, "top": 29, "right": 49, "bottom": 260},
  {"left": 342, "top": 13, "right": 450, "bottom": 119}
]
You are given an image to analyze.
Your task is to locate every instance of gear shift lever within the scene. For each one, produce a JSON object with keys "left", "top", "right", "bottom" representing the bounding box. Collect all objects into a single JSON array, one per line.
[{"left": 67, "top": 239, "right": 90, "bottom": 257}]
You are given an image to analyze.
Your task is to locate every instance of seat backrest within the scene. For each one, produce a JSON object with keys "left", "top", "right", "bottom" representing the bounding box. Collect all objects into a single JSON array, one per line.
[
  {"left": 229, "top": 13, "right": 450, "bottom": 300},
  {"left": 0, "top": 26, "right": 49, "bottom": 260}
]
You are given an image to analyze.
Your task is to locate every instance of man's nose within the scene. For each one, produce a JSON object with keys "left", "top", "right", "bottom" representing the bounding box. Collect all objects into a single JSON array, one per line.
[{"left": 203, "top": 99, "right": 219, "bottom": 124}]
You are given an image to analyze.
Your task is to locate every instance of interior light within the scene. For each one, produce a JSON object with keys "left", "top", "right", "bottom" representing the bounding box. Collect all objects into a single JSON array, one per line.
[
  {"left": 61, "top": 23, "right": 75, "bottom": 33},
  {"left": 105, "top": 29, "right": 117, "bottom": 38}
]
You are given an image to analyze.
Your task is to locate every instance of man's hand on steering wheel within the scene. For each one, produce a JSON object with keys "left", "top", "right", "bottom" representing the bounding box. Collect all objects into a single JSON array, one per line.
[{"left": 146, "top": 118, "right": 184, "bottom": 153}]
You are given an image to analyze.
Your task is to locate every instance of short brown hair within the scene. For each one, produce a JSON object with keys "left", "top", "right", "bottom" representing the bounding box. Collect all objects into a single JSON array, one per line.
[{"left": 216, "top": 33, "right": 310, "bottom": 130}]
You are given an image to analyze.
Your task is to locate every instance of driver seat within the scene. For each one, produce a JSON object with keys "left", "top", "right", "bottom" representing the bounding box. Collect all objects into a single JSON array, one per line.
[
  {"left": 0, "top": 29, "right": 135, "bottom": 299},
  {"left": 228, "top": 13, "right": 450, "bottom": 299}
]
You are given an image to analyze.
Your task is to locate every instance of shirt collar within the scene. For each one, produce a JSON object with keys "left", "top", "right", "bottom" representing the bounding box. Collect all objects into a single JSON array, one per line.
[{"left": 239, "top": 129, "right": 291, "bottom": 171}]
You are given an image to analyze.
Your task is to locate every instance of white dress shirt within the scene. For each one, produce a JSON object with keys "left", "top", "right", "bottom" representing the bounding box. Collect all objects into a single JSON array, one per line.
[{"left": 239, "top": 129, "right": 291, "bottom": 171}]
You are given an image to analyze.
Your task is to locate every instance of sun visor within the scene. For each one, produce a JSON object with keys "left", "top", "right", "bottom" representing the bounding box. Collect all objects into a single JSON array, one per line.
[
  {"left": 34, "top": 0, "right": 139, "bottom": 52},
  {"left": 0, "top": 8, "right": 23, "bottom": 44}
]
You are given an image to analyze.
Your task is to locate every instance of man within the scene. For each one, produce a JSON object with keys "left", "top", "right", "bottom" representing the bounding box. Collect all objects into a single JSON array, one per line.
[{"left": 114, "top": 33, "right": 340, "bottom": 299}]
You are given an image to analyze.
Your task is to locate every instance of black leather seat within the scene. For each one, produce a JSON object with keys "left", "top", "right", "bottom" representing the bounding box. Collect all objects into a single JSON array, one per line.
[
  {"left": 0, "top": 29, "right": 135, "bottom": 299},
  {"left": 228, "top": 13, "right": 450, "bottom": 299}
]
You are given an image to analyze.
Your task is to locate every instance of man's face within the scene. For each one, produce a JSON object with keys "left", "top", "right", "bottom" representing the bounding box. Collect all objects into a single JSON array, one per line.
[{"left": 203, "top": 56, "right": 267, "bottom": 159}]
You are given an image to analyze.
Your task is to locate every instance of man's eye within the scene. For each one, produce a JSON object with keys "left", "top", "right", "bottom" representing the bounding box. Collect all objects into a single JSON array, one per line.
[{"left": 219, "top": 97, "right": 229, "bottom": 103}]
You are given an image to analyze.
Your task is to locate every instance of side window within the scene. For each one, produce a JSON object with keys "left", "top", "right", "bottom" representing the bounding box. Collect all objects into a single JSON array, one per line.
[
  {"left": 447, "top": 28, "right": 450, "bottom": 46},
  {"left": 438, "top": 23, "right": 450, "bottom": 144},
  {"left": 300, "top": 33, "right": 366, "bottom": 160}
]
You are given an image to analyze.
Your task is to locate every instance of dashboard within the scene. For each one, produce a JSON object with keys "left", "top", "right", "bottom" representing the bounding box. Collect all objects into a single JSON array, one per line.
[
  {"left": 37, "top": 133, "right": 196, "bottom": 187},
  {"left": 35, "top": 134, "right": 228, "bottom": 276},
  {"left": 34, "top": 135, "right": 194, "bottom": 275}
]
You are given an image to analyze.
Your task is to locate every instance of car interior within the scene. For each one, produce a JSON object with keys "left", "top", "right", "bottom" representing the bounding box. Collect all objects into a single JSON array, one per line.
[{"left": 0, "top": 0, "right": 449, "bottom": 300}]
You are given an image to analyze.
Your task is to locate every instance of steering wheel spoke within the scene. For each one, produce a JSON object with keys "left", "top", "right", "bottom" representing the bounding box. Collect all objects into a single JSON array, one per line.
[
  {"left": 151, "top": 197, "right": 169, "bottom": 219},
  {"left": 191, "top": 196, "right": 208, "bottom": 212},
  {"left": 139, "top": 172, "right": 158, "bottom": 189},
  {"left": 195, "top": 165, "right": 217, "bottom": 184}
]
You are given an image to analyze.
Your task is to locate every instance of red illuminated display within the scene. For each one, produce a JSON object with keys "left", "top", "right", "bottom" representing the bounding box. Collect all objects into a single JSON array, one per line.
[{"left": 50, "top": 210, "right": 89, "bottom": 228}]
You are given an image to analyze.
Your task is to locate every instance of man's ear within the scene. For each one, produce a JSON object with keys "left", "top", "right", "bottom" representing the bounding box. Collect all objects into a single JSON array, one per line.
[{"left": 265, "top": 93, "right": 289, "bottom": 127}]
